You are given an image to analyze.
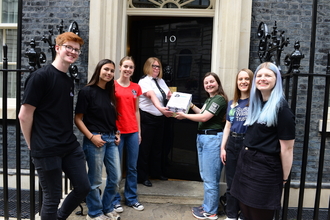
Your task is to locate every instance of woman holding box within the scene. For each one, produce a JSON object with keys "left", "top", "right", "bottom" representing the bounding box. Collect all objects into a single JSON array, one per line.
[
  {"left": 176, "top": 72, "right": 228, "bottom": 220},
  {"left": 137, "top": 57, "right": 173, "bottom": 187}
]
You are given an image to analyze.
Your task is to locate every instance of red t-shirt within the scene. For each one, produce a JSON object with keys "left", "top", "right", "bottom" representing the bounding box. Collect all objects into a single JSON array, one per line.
[{"left": 115, "top": 80, "right": 142, "bottom": 134}]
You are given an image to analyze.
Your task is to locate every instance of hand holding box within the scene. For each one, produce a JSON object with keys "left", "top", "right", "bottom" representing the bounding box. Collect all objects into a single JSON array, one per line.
[{"left": 166, "top": 92, "right": 192, "bottom": 114}]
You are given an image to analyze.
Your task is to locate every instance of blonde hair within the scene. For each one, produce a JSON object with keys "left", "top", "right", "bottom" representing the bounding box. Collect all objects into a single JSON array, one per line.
[{"left": 143, "top": 57, "right": 163, "bottom": 78}]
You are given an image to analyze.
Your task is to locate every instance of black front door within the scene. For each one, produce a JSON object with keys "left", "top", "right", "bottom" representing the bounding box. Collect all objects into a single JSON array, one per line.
[{"left": 129, "top": 16, "right": 213, "bottom": 181}]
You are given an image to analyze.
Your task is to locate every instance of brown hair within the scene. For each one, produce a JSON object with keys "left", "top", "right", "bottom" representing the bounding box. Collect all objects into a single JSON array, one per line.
[
  {"left": 55, "top": 32, "right": 84, "bottom": 47},
  {"left": 232, "top": 68, "right": 253, "bottom": 105},
  {"left": 203, "top": 72, "right": 228, "bottom": 103},
  {"left": 143, "top": 57, "right": 163, "bottom": 78},
  {"left": 120, "top": 56, "right": 135, "bottom": 66}
]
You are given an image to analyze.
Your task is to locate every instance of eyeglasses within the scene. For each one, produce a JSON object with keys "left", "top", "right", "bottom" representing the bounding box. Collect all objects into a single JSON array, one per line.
[
  {"left": 152, "top": 64, "right": 160, "bottom": 69},
  {"left": 60, "top": 45, "right": 81, "bottom": 55}
]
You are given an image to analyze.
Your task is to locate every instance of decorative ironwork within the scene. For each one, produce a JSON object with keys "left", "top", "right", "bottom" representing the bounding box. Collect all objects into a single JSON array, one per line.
[
  {"left": 258, "top": 21, "right": 304, "bottom": 74},
  {"left": 24, "top": 39, "right": 46, "bottom": 72},
  {"left": 68, "top": 21, "right": 80, "bottom": 36},
  {"left": 284, "top": 41, "right": 305, "bottom": 74},
  {"left": 128, "top": 0, "right": 215, "bottom": 9},
  {"left": 257, "top": 21, "right": 290, "bottom": 71},
  {"left": 25, "top": 20, "right": 80, "bottom": 79}
]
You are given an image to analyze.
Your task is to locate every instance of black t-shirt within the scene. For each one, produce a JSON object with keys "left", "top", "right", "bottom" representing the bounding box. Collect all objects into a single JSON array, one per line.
[
  {"left": 75, "top": 85, "right": 117, "bottom": 133},
  {"left": 243, "top": 99, "right": 295, "bottom": 154},
  {"left": 22, "top": 64, "right": 79, "bottom": 157}
]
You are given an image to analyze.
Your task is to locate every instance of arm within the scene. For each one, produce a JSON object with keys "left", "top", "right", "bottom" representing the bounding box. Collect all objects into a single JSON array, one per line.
[
  {"left": 280, "top": 139, "right": 295, "bottom": 182},
  {"left": 74, "top": 113, "right": 106, "bottom": 148},
  {"left": 144, "top": 90, "right": 173, "bottom": 117},
  {"left": 190, "top": 103, "right": 202, "bottom": 114},
  {"left": 175, "top": 110, "right": 214, "bottom": 122},
  {"left": 166, "top": 90, "right": 172, "bottom": 100},
  {"left": 220, "top": 120, "right": 231, "bottom": 164},
  {"left": 18, "top": 104, "right": 36, "bottom": 149},
  {"left": 135, "top": 96, "right": 141, "bottom": 144}
]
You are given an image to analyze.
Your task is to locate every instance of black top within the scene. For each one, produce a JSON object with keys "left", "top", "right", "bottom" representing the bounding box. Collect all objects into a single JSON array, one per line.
[
  {"left": 243, "top": 99, "right": 295, "bottom": 154},
  {"left": 75, "top": 85, "right": 117, "bottom": 133},
  {"left": 22, "top": 64, "right": 79, "bottom": 157}
]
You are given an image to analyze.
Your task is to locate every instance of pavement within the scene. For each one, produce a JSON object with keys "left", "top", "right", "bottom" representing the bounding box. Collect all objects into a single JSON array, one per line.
[{"left": 66, "top": 179, "right": 228, "bottom": 220}]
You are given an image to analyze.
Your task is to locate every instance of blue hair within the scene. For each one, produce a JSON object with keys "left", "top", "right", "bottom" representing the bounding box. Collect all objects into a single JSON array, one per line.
[{"left": 245, "top": 62, "right": 285, "bottom": 127}]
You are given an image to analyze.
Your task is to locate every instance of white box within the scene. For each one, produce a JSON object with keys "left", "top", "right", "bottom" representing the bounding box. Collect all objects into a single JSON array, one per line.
[{"left": 166, "top": 92, "right": 192, "bottom": 114}]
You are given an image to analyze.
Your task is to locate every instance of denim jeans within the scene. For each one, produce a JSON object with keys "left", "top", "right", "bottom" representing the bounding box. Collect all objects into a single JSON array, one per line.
[
  {"left": 225, "top": 135, "right": 244, "bottom": 218},
  {"left": 33, "top": 146, "right": 90, "bottom": 220},
  {"left": 197, "top": 132, "right": 223, "bottom": 214},
  {"left": 113, "top": 132, "right": 139, "bottom": 206},
  {"left": 83, "top": 132, "right": 121, "bottom": 218}
]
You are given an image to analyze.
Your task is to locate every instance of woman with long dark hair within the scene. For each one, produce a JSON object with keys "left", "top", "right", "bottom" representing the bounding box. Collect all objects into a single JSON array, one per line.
[{"left": 75, "top": 59, "right": 121, "bottom": 220}]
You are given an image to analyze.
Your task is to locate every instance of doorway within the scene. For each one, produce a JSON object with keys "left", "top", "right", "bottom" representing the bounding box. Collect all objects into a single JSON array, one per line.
[{"left": 128, "top": 16, "right": 213, "bottom": 181}]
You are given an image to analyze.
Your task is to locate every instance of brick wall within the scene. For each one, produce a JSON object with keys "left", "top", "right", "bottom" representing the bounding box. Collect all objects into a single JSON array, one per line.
[
  {"left": 249, "top": 0, "right": 330, "bottom": 183},
  {"left": 1, "top": 0, "right": 90, "bottom": 169}
]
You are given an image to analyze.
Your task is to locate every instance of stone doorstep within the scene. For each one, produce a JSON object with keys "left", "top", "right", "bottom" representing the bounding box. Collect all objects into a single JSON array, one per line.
[
  {"left": 135, "top": 179, "right": 204, "bottom": 205},
  {"left": 30, "top": 179, "right": 226, "bottom": 220},
  {"left": 120, "top": 179, "right": 227, "bottom": 205}
]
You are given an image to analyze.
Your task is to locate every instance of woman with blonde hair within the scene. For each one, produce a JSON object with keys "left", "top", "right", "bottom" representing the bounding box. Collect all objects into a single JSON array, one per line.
[
  {"left": 231, "top": 62, "right": 295, "bottom": 220},
  {"left": 137, "top": 57, "right": 173, "bottom": 187}
]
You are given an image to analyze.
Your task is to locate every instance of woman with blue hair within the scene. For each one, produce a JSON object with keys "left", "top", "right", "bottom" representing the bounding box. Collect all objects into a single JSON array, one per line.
[{"left": 230, "top": 62, "right": 295, "bottom": 220}]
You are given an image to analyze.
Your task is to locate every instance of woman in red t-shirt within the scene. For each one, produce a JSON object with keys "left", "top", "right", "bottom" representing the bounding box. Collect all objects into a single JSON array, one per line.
[{"left": 112, "top": 56, "right": 144, "bottom": 212}]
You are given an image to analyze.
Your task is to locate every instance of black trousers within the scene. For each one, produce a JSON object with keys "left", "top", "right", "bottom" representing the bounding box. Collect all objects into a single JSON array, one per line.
[
  {"left": 137, "top": 110, "right": 165, "bottom": 181},
  {"left": 33, "top": 147, "right": 90, "bottom": 220},
  {"left": 225, "top": 135, "right": 244, "bottom": 218}
]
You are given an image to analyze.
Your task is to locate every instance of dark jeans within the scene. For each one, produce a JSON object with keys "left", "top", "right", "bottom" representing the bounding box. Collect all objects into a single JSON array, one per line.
[
  {"left": 225, "top": 135, "right": 244, "bottom": 219},
  {"left": 137, "top": 110, "right": 165, "bottom": 181},
  {"left": 33, "top": 146, "right": 90, "bottom": 220}
]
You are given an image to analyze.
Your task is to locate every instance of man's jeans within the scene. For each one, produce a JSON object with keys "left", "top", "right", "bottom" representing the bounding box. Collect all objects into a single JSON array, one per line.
[
  {"left": 83, "top": 133, "right": 121, "bottom": 218},
  {"left": 197, "top": 132, "right": 223, "bottom": 215},
  {"left": 33, "top": 146, "right": 90, "bottom": 220},
  {"left": 113, "top": 132, "right": 139, "bottom": 206}
]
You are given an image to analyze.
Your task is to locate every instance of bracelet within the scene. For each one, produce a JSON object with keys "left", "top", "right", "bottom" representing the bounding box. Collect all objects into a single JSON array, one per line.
[
  {"left": 190, "top": 103, "right": 195, "bottom": 109},
  {"left": 283, "top": 179, "right": 289, "bottom": 182},
  {"left": 90, "top": 134, "right": 94, "bottom": 140}
]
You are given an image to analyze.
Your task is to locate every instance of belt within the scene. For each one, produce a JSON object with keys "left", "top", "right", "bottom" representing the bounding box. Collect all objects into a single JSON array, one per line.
[
  {"left": 230, "top": 131, "right": 245, "bottom": 137},
  {"left": 197, "top": 129, "right": 223, "bottom": 135},
  {"left": 91, "top": 131, "right": 114, "bottom": 135}
]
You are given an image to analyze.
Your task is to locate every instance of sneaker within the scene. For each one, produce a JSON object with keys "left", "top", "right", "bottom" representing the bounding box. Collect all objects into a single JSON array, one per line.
[
  {"left": 203, "top": 213, "right": 218, "bottom": 220},
  {"left": 114, "top": 204, "right": 123, "bottom": 213},
  {"left": 105, "top": 211, "right": 120, "bottom": 220},
  {"left": 192, "top": 206, "right": 203, "bottom": 213},
  {"left": 131, "top": 202, "right": 144, "bottom": 211},
  {"left": 86, "top": 214, "right": 111, "bottom": 220},
  {"left": 192, "top": 207, "right": 218, "bottom": 220}
]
